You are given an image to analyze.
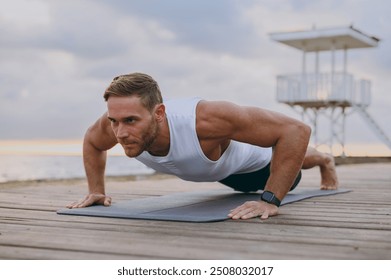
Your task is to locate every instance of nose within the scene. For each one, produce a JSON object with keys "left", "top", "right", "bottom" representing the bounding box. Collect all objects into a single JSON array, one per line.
[{"left": 116, "top": 122, "right": 129, "bottom": 139}]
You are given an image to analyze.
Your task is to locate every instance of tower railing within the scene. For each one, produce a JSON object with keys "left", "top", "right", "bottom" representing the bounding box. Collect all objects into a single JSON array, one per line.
[{"left": 276, "top": 72, "right": 371, "bottom": 107}]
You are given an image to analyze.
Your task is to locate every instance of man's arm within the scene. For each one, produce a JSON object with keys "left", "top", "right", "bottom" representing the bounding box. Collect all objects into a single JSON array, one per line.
[
  {"left": 196, "top": 101, "right": 311, "bottom": 219},
  {"left": 67, "top": 113, "right": 118, "bottom": 208}
]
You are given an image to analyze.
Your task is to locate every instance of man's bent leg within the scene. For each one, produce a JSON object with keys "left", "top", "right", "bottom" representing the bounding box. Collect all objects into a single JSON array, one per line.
[{"left": 302, "top": 147, "right": 339, "bottom": 190}]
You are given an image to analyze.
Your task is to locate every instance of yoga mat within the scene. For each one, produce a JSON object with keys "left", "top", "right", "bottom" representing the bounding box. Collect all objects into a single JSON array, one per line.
[{"left": 57, "top": 188, "right": 350, "bottom": 222}]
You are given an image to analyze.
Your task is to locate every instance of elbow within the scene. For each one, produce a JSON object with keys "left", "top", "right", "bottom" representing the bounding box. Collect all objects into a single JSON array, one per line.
[
  {"left": 279, "top": 121, "right": 311, "bottom": 147},
  {"left": 285, "top": 121, "right": 311, "bottom": 145}
]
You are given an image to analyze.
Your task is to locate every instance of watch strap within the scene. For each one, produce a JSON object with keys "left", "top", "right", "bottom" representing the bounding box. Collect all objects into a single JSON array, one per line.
[{"left": 261, "top": 191, "right": 281, "bottom": 207}]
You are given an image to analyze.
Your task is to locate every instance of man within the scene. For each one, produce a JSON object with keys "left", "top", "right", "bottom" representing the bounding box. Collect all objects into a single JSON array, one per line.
[{"left": 67, "top": 72, "right": 338, "bottom": 220}]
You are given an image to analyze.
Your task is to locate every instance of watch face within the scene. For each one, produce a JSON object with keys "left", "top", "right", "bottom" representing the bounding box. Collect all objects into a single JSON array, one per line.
[{"left": 262, "top": 191, "right": 274, "bottom": 202}]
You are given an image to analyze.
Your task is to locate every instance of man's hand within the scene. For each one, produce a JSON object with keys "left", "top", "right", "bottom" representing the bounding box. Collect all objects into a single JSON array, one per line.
[
  {"left": 66, "top": 193, "right": 112, "bottom": 209},
  {"left": 228, "top": 200, "right": 279, "bottom": 220}
]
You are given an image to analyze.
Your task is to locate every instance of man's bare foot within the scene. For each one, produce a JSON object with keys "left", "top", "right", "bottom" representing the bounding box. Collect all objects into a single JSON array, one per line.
[{"left": 320, "top": 154, "right": 339, "bottom": 190}]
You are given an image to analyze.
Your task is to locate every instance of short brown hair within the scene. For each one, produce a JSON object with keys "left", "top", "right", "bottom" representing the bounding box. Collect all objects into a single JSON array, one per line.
[{"left": 103, "top": 72, "right": 163, "bottom": 111}]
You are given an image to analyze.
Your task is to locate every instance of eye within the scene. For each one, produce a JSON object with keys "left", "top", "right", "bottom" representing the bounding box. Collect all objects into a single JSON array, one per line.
[
  {"left": 108, "top": 118, "right": 117, "bottom": 124},
  {"left": 124, "top": 118, "right": 135, "bottom": 124}
]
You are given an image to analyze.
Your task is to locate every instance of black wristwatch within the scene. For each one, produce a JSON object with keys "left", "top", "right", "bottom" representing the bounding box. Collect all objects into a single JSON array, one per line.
[{"left": 261, "top": 191, "right": 281, "bottom": 207}]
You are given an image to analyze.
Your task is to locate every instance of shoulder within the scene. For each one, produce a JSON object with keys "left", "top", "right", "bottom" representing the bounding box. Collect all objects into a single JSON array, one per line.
[
  {"left": 195, "top": 99, "right": 307, "bottom": 147},
  {"left": 196, "top": 100, "right": 244, "bottom": 119},
  {"left": 86, "top": 113, "right": 118, "bottom": 151},
  {"left": 195, "top": 100, "right": 247, "bottom": 140},
  {"left": 196, "top": 99, "right": 263, "bottom": 123}
]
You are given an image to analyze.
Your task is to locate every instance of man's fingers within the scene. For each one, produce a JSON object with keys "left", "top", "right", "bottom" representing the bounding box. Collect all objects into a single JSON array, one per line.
[
  {"left": 241, "top": 210, "right": 259, "bottom": 220},
  {"left": 230, "top": 209, "right": 252, "bottom": 220},
  {"left": 260, "top": 211, "right": 269, "bottom": 220},
  {"left": 228, "top": 205, "right": 248, "bottom": 219},
  {"left": 228, "top": 202, "right": 260, "bottom": 220},
  {"left": 228, "top": 201, "right": 278, "bottom": 220}
]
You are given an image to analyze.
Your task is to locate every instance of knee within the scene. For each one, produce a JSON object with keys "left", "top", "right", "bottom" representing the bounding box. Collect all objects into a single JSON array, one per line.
[{"left": 289, "top": 171, "right": 302, "bottom": 192}]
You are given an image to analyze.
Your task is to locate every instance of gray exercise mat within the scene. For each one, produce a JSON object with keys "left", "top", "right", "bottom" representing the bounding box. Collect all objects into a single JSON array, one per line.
[{"left": 57, "top": 188, "right": 350, "bottom": 222}]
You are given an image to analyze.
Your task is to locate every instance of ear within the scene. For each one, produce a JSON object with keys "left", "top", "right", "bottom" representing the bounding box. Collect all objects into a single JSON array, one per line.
[{"left": 154, "top": 103, "right": 166, "bottom": 122}]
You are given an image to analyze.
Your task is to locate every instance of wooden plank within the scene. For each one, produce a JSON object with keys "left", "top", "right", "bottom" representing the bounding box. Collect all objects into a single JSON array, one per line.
[
  {"left": 0, "top": 245, "right": 148, "bottom": 260},
  {"left": 0, "top": 163, "right": 390, "bottom": 259},
  {"left": 1, "top": 216, "right": 390, "bottom": 252},
  {"left": 1, "top": 221, "right": 390, "bottom": 259},
  {"left": 1, "top": 204, "right": 391, "bottom": 259}
]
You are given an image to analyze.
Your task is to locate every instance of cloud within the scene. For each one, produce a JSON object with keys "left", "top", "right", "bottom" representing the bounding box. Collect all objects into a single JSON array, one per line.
[
  {"left": 0, "top": 0, "right": 390, "bottom": 148},
  {"left": 100, "top": 0, "right": 262, "bottom": 56}
]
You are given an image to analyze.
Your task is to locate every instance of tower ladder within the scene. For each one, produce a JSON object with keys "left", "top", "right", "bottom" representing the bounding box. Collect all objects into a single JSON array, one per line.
[{"left": 353, "top": 105, "right": 391, "bottom": 149}]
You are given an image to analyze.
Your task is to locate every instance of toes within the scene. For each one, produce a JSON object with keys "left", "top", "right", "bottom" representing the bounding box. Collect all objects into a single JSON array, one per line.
[{"left": 321, "top": 185, "right": 338, "bottom": 190}]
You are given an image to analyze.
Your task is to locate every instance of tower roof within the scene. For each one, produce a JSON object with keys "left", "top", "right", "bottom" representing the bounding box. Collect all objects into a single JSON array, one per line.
[{"left": 269, "top": 26, "right": 380, "bottom": 52}]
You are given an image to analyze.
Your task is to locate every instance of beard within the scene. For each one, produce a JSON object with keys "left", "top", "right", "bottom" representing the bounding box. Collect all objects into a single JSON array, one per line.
[{"left": 120, "top": 120, "right": 159, "bottom": 158}]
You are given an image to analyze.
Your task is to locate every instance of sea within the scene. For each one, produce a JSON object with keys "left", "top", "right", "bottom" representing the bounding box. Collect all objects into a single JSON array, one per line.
[
  {"left": 0, "top": 142, "right": 154, "bottom": 183},
  {"left": 0, "top": 155, "right": 154, "bottom": 183},
  {"left": 1, "top": 139, "right": 390, "bottom": 183}
]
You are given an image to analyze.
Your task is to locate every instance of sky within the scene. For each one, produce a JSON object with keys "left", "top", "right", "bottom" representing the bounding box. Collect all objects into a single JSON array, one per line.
[{"left": 1, "top": 0, "right": 391, "bottom": 154}]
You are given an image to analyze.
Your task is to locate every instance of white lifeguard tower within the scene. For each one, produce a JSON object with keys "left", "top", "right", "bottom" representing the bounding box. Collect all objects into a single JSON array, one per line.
[{"left": 270, "top": 25, "right": 391, "bottom": 156}]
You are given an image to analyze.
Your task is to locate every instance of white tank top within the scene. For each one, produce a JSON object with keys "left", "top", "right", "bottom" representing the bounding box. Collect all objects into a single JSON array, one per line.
[{"left": 136, "top": 97, "right": 272, "bottom": 182}]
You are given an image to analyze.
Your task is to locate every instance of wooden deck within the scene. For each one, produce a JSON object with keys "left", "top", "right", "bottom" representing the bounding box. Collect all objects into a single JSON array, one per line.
[{"left": 0, "top": 163, "right": 390, "bottom": 259}]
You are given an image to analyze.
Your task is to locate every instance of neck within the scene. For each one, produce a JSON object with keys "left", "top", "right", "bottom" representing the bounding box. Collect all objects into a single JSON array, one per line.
[{"left": 147, "top": 116, "right": 170, "bottom": 157}]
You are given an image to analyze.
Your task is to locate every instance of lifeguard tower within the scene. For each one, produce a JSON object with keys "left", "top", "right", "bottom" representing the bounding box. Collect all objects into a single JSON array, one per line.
[{"left": 270, "top": 25, "right": 391, "bottom": 155}]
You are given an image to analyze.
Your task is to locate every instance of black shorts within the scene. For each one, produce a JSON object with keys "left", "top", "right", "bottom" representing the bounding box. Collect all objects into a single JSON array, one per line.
[{"left": 218, "top": 163, "right": 302, "bottom": 193}]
